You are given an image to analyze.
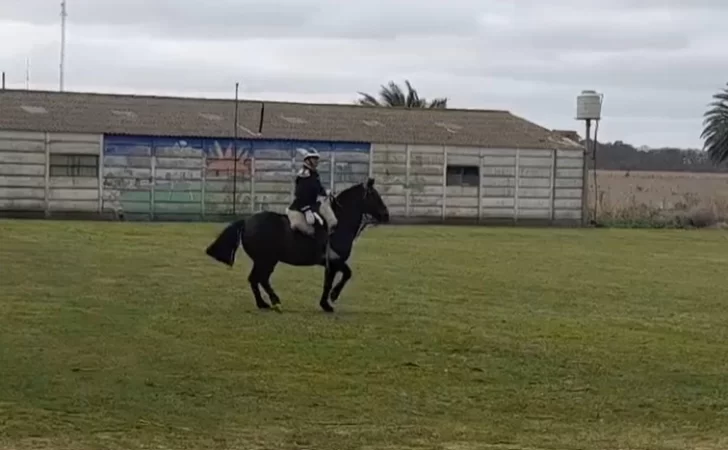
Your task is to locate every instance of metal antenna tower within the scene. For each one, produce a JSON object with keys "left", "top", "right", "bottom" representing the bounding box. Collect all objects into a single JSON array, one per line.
[{"left": 60, "top": 0, "right": 67, "bottom": 91}]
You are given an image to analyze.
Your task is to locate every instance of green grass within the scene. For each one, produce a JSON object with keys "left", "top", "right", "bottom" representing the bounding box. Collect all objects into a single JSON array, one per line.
[{"left": 1, "top": 220, "right": 728, "bottom": 450}]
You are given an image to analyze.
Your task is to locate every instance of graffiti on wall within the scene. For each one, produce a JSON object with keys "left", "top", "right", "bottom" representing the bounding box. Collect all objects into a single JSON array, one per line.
[
  {"left": 101, "top": 135, "right": 371, "bottom": 218},
  {"left": 203, "top": 140, "right": 252, "bottom": 177}
]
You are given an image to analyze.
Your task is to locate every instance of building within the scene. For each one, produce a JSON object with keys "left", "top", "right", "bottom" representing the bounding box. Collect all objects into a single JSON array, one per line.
[{"left": 0, "top": 89, "right": 585, "bottom": 224}]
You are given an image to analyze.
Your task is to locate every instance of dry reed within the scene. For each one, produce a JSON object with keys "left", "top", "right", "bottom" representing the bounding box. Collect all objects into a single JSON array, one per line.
[{"left": 587, "top": 170, "right": 728, "bottom": 227}]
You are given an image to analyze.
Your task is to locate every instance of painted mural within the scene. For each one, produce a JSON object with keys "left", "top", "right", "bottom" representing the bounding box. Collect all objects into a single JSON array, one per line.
[
  {"left": 205, "top": 140, "right": 251, "bottom": 177},
  {"left": 102, "top": 135, "right": 370, "bottom": 219}
]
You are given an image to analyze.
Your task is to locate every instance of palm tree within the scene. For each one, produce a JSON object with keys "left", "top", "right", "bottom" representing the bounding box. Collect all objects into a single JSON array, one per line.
[
  {"left": 701, "top": 83, "right": 728, "bottom": 164},
  {"left": 356, "top": 80, "right": 448, "bottom": 109}
]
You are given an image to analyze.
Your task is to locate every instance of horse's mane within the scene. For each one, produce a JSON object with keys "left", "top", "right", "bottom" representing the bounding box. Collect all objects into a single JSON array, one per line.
[
  {"left": 331, "top": 182, "right": 371, "bottom": 235},
  {"left": 331, "top": 183, "right": 367, "bottom": 218},
  {"left": 334, "top": 182, "right": 365, "bottom": 203}
]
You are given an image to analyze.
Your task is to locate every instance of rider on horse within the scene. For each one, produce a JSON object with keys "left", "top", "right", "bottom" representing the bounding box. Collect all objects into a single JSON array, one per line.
[{"left": 286, "top": 147, "right": 338, "bottom": 237}]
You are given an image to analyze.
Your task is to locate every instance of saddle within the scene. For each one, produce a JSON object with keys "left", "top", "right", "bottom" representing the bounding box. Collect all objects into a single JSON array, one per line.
[{"left": 296, "top": 205, "right": 332, "bottom": 258}]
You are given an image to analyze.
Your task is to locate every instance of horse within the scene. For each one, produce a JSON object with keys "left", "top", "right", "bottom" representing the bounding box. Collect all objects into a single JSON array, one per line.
[{"left": 204, "top": 177, "right": 390, "bottom": 312}]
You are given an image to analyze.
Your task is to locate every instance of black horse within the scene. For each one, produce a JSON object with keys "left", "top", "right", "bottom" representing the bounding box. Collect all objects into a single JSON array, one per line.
[{"left": 205, "top": 178, "right": 389, "bottom": 312}]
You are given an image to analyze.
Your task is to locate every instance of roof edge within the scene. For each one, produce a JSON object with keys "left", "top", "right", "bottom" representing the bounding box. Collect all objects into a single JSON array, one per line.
[{"left": 0, "top": 88, "right": 512, "bottom": 115}]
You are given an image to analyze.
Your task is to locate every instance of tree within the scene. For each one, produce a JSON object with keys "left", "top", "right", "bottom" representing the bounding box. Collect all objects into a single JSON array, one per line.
[
  {"left": 356, "top": 80, "right": 448, "bottom": 109},
  {"left": 701, "top": 83, "right": 728, "bottom": 164}
]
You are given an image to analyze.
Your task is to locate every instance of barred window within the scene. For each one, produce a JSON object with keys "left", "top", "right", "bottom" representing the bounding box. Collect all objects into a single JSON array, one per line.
[{"left": 49, "top": 154, "right": 99, "bottom": 177}]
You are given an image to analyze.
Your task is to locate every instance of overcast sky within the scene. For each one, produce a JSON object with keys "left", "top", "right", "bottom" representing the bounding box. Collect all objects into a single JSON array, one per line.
[{"left": 1, "top": 0, "right": 726, "bottom": 149}]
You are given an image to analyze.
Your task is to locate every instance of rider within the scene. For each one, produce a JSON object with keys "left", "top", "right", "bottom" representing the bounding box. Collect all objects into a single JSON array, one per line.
[{"left": 286, "top": 148, "right": 338, "bottom": 236}]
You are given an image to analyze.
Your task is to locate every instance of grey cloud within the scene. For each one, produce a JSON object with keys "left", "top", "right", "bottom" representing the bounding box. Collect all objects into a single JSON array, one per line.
[
  {"left": 299, "top": 2, "right": 481, "bottom": 39},
  {"left": 600, "top": 0, "right": 728, "bottom": 10},
  {"left": 507, "top": 0, "right": 725, "bottom": 43},
  {"left": 5, "top": 38, "right": 372, "bottom": 98},
  {"left": 476, "top": 5, "right": 694, "bottom": 52},
  {"left": 593, "top": 90, "right": 711, "bottom": 121},
  {"left": 1, "top": 0, "right": 725, "bottom": 148},
  {"left": 600, "top": 118, "right": 706, "bottom": 149},
  {"left": 95, "top": 64, "right": 369, "bottom": 97},
  {"left": 376, "top": 72, "right": 711, "bottom": 148},
  {"left": 494, "top": 26, "right": 690, "bottom": 53},
  {"left": 0, "top": 0, "right": 483, "bottom": 40},
  {"left": 448, "top": 79, "right": 705, "bottom": 122},
  {"left": 515, "top": 0, "right": 728, "bottom": 11},
  {"left": 0, "top": 0, "right": 318, "bottom": 26},
  {"left": 446, "top": 46, "right": 728, "bottom": 92},
  {"left": 448, "top": 88, "right": 705, "bottom": 149}
]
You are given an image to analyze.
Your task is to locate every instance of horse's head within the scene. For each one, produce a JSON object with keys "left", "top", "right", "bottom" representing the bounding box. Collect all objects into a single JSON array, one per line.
[
  {"left": 332, "top": 178, "right": 389, "bottom": 226},
  {"left": 361, "top": 177, "right": 389, "bottom": 224}
]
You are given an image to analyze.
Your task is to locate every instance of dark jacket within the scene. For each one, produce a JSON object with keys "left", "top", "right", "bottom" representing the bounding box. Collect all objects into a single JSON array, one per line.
[{"left": 289, "top": 166, "right": 326, "bottom": 211}]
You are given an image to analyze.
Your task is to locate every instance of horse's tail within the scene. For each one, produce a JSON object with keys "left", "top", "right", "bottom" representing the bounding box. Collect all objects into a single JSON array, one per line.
[{"left": 205, "top": 219, "right": 246, "bottom": 267}]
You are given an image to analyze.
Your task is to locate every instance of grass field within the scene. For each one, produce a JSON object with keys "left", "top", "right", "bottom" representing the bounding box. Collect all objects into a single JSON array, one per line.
[{"left": 2, "top": 220, "right": 728, "bottom": 450}]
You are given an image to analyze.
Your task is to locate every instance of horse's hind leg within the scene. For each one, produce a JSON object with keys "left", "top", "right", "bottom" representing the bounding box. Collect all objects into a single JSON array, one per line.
[
  {"left": 248, "top": 263, "right": 271, "bottom": 310},
  {"left": 329, "top": 262, "right": 352, "bottom": 303},
  {"left": 256, "top": 261, "right": 281, "bottom": 311}
]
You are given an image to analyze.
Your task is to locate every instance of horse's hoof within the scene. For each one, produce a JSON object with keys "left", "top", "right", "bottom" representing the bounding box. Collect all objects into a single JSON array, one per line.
[
  {"left": 320, "top": 301, "right": 334, "bottom": 313},
  {"left": 271, "top": 304, "right": 283, "bottom": 313},
  {"left": 330, "top": 290, "right": 341, "bottom": 303},
  {"left": 256, "top": 303, "right": 271, "bottom": 310}
]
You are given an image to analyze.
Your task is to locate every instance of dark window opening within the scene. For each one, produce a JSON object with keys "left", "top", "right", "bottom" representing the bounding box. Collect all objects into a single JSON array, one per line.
[{"left": 446, "top": 165, "right": 479, "bottom": 186}]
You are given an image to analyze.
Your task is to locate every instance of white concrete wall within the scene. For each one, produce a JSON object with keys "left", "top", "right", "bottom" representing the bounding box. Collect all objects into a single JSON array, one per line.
[
  {"left": 0, "top": 130, "right": 102, "bottom": 215},
  {"left": 370, "top": 143, "right": 585, "bottom": 223},
  {"left": 554, "top": 149, "right": 585, "bottom": 221},
  {"left": 370, "top": 143, "right": 408, "bottom": 217},
  {"left": 0, "top": 130, "right": 584, "bottom": 224},
  {"left": 0, "top": 131, "right": 46, "bottom": 212}
]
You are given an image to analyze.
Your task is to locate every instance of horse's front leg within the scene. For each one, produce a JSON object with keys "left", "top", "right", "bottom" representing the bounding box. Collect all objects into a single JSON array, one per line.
[
  {"left": 329, "top": 262, "right": 352, "bottom": 303},
  {"left": 319, "top": 264, "right": 338, "bottom": 313}
]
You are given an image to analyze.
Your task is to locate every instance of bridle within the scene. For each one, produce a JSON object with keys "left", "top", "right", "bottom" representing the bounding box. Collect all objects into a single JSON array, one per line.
[
  {"left": 327, "top": 183, "right": 378, "bottom": 238},
  {"left": 323, "top": 183, "right": 378, "bottom": 270}
]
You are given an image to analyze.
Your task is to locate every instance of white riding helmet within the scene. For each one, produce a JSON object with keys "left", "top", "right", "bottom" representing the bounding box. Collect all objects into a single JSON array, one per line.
[{"left": 296, "top": 147, "right": 320, "bottom": 161}]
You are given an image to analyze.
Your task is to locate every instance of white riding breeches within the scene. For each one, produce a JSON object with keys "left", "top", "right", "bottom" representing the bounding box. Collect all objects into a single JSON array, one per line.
[
  {"left": 286, "top": 208, "right": 315, "bottom": 235},
  {"left": 317, "top": 196, "right": 338, "bottom": 229}
]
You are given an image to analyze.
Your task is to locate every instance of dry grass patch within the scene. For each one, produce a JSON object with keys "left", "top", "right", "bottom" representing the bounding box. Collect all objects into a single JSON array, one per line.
[{"left": 588, "top": 170, "right": 728, "bottom": 227}]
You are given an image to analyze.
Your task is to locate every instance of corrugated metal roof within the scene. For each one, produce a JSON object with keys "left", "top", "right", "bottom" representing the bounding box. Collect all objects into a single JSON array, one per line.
[{"left": 0, "top": 89, "right": 582, "bottom": 150}]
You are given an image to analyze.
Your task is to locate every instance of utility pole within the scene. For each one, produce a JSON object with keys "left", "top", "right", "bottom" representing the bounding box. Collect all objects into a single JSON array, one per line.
[{"left": 60, "top": 0, "right": 67, "bottom": 91}]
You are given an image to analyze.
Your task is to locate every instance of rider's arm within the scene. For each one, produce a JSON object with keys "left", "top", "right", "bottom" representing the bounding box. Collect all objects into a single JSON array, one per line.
[
  {"left": 316, "top": 177, "right": 327, "bottom": 196},
  {"left": 293, "top": 176, "right": 308, "bottom": 200}
]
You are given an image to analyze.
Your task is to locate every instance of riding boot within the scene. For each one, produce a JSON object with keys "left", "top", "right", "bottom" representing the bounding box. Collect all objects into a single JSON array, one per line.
[{"left": 317, "top": 231, "right": 329, "bottom": 255}]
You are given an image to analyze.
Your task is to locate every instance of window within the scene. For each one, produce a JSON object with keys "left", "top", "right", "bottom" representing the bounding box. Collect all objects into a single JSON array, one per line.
[
  {"left": 49, "top": 154, "right": 99, "bottom": 177},
  {"left": 446, "top": 165, "right": 479, "bottom": 186}
]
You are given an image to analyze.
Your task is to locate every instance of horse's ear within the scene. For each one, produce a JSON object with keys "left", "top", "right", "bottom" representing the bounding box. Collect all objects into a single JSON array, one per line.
[{"left": 366, "top": 177, "right": 375, "bottom": 188}]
